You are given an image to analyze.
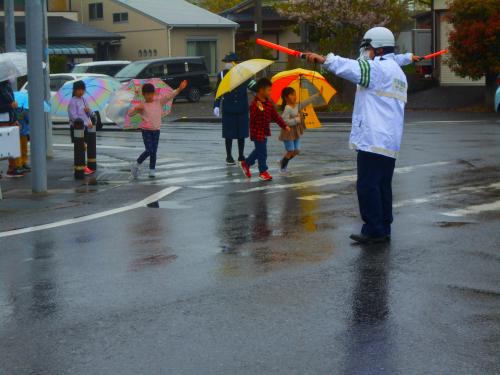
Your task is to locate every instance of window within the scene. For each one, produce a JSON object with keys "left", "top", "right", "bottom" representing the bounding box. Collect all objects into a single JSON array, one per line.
[
  {"left": 89, "top": 3, "right": 103, "bottom": 20},
  {"left": 187, "top": 40, "right": 216, "bottom": 75},
  {"left": 140, "top": 63, "right": 166, "bottom": 79},
  {"left": 166, "top": 63, "right": 186, "bottom": 75},
  {"left": 188, "top": 62, "right": 205, "bottom": 72},
  {"left": 138, "top": 50, "right": 142, "bottom": 57},
  {"left": 112, "top": 12, "right": 128, "bottom": 23},
  {"left": 153, "top": 50, "right": 158, "bottom": 57}
]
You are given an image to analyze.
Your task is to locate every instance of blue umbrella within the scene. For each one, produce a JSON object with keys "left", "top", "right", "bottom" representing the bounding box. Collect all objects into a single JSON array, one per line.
[{"left": 14, "top": 91, "right": 51, "bottom": 112}]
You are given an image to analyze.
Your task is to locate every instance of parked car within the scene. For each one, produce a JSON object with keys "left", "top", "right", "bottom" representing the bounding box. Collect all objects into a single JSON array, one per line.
[
  {"left": 20, "top": 73, "right": 113, "bottom": 128},
  {"left": 72, "top": 60, "right": 131, "bottom": 77},
  {"left": 115, "top": 56, "right": 211, "bottom": 102}
]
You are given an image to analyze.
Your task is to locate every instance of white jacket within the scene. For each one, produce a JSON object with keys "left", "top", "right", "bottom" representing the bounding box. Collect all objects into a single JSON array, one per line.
[{"left": 323, "top": 52, "right": 409, "bottom": 159}]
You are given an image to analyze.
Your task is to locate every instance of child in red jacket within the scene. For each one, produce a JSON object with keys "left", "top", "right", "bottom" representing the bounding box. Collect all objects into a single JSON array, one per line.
[{"left": 240, "top": 78, "right": 290, "bottom": 181}]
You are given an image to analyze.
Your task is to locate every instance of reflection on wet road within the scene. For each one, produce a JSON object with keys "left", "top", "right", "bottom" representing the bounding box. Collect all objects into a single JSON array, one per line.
[{"left": 0, "top": 116, "right": 499, "bottom": 374}]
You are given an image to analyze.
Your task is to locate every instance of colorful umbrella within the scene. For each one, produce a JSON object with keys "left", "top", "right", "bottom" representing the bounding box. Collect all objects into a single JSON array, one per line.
[
  {"left": 121, "top": 78, "right": 174, "bottom": 129},
  {"left": 215, "top": 59, "right": 273, "bottom": 99},
  {"left": 271, "top": 68, "right": 336, "bottom": 106},
  {"left": 14, "top": 91, "right": 51, "bottom": 112},
  {"left": 50, "top": 77, "right": 122, "bottom": 118},
  {"left": 0, "top": 52, "right": 28, "bottom": 82}
]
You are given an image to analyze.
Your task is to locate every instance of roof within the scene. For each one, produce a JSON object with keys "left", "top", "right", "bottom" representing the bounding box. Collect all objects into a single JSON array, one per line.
[
  {"left": 0, "top": 16, "right": 123, "bottom": 41},
  {"left": 221, "top": 0, "right": 290, "bottom": 22},
  {"left": 128, "top": 56, "right": 205, "bottom": 64},
  {"left": 114, "top": 0, "right": 238, "bottom": 28}
]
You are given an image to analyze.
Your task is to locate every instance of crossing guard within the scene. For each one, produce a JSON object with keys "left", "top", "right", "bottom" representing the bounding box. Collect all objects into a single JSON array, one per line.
[{"left": 306, "top": 27, "right": 409, "bottom": 244}]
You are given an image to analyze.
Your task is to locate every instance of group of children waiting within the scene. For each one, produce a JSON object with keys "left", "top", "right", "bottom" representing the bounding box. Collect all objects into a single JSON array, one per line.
[{"left": 129, "top": 77, "right": 308, "bottom": 182}]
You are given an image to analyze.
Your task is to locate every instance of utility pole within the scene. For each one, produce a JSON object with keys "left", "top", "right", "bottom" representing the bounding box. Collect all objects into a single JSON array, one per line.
[
  {"left": 4, "top": 0, "right": 17, "bottom": 89},
  {"left": 254, "top": 0, "right": 263, "bottom": 58},
  {"left": 26, "top": 0, "right": 47, "bottom": 193},
  {"left": 42, "top": 0, "right": 54, "bottom": 158}
]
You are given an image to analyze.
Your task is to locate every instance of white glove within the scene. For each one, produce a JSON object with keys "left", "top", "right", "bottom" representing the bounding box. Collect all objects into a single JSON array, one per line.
[{"left": 213, "top": 107, "right": 220, "bottom": 117}]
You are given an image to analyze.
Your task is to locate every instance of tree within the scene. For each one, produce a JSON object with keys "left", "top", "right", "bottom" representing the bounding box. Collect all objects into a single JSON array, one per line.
[
  {"left": 446, "top": 0, "right": 500, "bottom": 108},
  {"left": 278, "top": 0, "right": 410, "bottom": 102},
  {"left": 278, "top": 0, "right": 410, "bottom": 57},
  {"left": 191, "top": 0, "right": 242, "bottom": 13}
]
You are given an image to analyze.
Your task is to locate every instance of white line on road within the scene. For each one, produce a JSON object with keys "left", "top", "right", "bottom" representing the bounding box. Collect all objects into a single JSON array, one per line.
[
  {"left": 442, "top": 200, "right": 500, "bottom": 217},
  {"left": 239, "top": 161, "right": 452, "bottom": 194},
  {"left": 394, "top": 182, "right": 500, "bottom": 208},
  {"left": 298, "top": 194, "right": 338, "bottom": 201},
  {"left": 0, "top": 186, "right": 180, "bottom": 239},
  {"left": 54, "top": 143, "right": 141, "bottom": 150}
]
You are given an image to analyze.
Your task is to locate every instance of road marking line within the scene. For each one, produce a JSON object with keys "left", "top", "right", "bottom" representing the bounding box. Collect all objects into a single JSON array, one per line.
[
  {"left": 442, "top": 200, "right": 500, "bottom": 217},
  {"left": 0, "top": 186, "right": 180, "bottom": 239},
  {"left": 394, "top": 182, "right": 500, "bottom": 208},
  {"left": 297, "top": 194, "right": 338, "bottom": 201},
  {"left": 155, "top": 165, "right": 227, "bottom": 177},
  {"left": 54, "top": 143, "right": 142, "bottom": 150},
  {"left": 238, "top": 161, "right": 452, "bottom": 193}
]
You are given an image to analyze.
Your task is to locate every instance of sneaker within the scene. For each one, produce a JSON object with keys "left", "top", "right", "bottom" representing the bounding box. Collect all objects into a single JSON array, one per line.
[
  {"left": 130, "top": 163, "right": 140, "bottom": 180},
  {"left": 22, "top": 164, "right": 32, "bottom": 172},
  {"left": 84, "top": 166, "right": 95, "bottom": 175},
  {"left": 5, "top": 169, "right": 25, "bottom": 178},
  {"left": 239, "top": 160, "right": 251, "bottom": 178},
  {"left": 226, "top": 157, "right": 236, "bottom": 166},
  {"left": 280, "top": 167, "right": 289, "bottom": 174},
  {"left": 259, "top": 171, "right": 273, "bottom": 181},
  {"left": 238, "top": 156, "right": 245, "bottom": 162},
  {"left": 148, "top": 169, "right": 156, "bottom": 179},
  {"left": 18, "top": 166, "right": 31, "bottom": 173}
]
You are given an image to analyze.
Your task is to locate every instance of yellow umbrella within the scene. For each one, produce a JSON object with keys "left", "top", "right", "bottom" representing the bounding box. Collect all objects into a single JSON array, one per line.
[
  {"left": 271, "top": 68, "right": 336, "bottom": 105},
  {"left": 215, "top": 58, "right": 274, "bottom": 99}
]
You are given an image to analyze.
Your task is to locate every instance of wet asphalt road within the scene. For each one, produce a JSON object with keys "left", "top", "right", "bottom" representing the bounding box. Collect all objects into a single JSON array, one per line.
[{"left": 1, "top": 113, "right": 499, "bottom": 374}]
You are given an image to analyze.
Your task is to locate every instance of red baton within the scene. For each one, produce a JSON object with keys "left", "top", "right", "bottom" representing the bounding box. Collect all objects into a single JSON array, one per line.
[
  {"left": 256, "top": 38, "right": 306, "bottom": 59},
  {"left": 423, "top": 49, "right": 448, "bottom": 60}
]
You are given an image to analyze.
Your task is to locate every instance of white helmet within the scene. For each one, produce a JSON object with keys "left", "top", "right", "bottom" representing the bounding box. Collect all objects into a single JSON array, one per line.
[{"left": 360, "top": 27, "right": 395, "bottom": 49}]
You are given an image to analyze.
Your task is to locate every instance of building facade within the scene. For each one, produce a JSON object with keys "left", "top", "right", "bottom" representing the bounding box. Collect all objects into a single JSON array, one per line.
[{"left": 70, "top": 0, "right": 238, "bottom": 75}]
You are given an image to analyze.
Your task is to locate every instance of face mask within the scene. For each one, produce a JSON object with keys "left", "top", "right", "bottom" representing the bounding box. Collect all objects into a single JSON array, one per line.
[
  {"left": 225, "top": 63, "right": 234, "bottom": 70},
  {"left": 358, "top": 47, "right": 371, "bottom": 60}
]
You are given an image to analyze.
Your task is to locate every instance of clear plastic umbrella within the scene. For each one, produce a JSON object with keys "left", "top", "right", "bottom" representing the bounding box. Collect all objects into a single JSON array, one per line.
[
  {"left": 104, "top": 89, "right": 135, "bottom": 128},
  {"left": 0, "top": 52, "right": 28, "bottom": 82}
]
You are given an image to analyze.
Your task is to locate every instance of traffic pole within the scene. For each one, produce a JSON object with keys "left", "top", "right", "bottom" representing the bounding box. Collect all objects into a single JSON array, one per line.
[
  {"left": 86, "top": 125, "right": 97, "bottom": 171},
  {"left": 73, "top": 119, "right": 85, "bottom": 180},
  {"left": 26, "top": 0, "right": 47, "bottom": 193},
  {"left": 254, "top": 0, "right": 263, "bottom": 58},
  {"left": 4, "top": 0, "right": 17, "bottom": 89},
  {"left": 42, "top": 0, "right": 54, "bottom": 158}
]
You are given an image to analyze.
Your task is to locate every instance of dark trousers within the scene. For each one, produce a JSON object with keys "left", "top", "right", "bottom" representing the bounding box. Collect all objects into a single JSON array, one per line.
[
  {"left": 357, "top": 150, "right": 396, "bottom": 238},
  {"left": 137, "top": 129, "right": 160, "bottom": 169},
  {"left": 246, "top": 139, "right": 268, "bottom": 173}
]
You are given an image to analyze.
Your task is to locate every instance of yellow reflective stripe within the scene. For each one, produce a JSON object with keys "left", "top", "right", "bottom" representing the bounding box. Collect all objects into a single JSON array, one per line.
[{"left": 375, "top": 90, "right": 407, "bottom": 103}]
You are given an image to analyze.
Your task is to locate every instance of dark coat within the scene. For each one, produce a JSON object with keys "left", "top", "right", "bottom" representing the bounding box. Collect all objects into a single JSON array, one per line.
[
  {"left": 214, "top": 70, "right": 249, "bottom": 140},
  {"left": 0, "top": 81, "right": 16, "bottom": 124}
]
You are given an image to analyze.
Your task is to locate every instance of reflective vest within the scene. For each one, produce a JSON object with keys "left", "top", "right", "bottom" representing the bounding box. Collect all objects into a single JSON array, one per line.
[{"left": 323, "top": 53, "right": 408, "bottom": 159}]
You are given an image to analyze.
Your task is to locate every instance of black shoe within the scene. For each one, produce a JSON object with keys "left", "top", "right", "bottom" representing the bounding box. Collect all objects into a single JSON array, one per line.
[
  {"left": 349, "top": 233, "right": 388, "bottom": 244},
  {"left": 226, "top": 157, "right": 236, "bottom": 166},
  {"left": 238, "top": 156, "right": 245, "bottom": 162}
]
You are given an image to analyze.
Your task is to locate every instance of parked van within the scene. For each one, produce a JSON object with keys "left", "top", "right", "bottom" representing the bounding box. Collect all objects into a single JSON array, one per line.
[
  {"left": 115, "top": 57, "right": 211, "bottom": 102},
  {"left": 72, "top": 61, "right": 131, "bottom": 77}
]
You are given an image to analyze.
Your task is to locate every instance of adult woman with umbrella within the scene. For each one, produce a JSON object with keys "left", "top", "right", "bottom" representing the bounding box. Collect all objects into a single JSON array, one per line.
[{"left": 213, "top": 52, "right": 250, "bottom": 165}]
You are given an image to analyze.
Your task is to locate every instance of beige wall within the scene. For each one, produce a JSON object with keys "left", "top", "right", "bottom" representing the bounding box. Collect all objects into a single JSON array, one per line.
[
  {"left": 433, "top": 0, "right": 448, "bottom": 10},
  {"left": 73, "top": 0, "right": 169, "bottom": 61},
  {"left": 170, "top": 27, "right": 235, "bottom": 73}
]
